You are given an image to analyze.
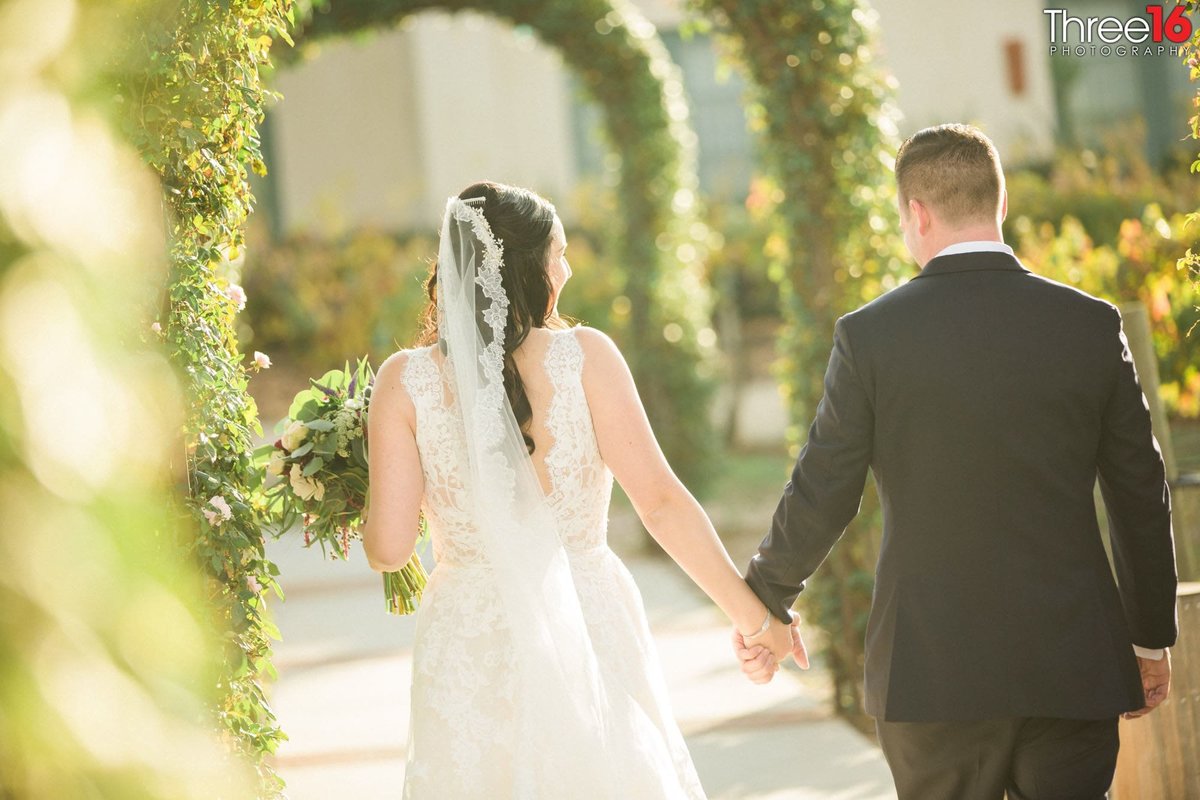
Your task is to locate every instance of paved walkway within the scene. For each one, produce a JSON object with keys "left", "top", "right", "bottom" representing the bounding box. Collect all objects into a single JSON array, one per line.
[{"left": 263, "top": 535, "right": 897, "bottom": 799}]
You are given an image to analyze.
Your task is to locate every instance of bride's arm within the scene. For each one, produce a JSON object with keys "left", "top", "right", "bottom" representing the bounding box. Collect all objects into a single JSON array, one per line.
[
  {"left": 576, "top": 327, "right": 793, "bottom": 660},
  {"left": 362, "top": 352, "right": 425, "bottom": 573}
]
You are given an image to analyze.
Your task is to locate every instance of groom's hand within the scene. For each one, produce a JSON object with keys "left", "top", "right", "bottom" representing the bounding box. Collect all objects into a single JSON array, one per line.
[
  {"left": 1123, "top": 650, "right": 1171, "bottom": 720},
  {"left": 788, "top": 611, "right": 810, "bottom": 670}
]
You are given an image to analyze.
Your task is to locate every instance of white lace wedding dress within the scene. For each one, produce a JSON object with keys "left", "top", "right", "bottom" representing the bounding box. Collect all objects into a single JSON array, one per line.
[{"left": 399, "top": 326, "right": 706, "bottom": 799}]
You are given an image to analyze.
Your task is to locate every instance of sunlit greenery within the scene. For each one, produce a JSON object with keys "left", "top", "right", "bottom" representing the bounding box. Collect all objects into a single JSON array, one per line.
[{"left": 115, "top": 0, "right": 297, "bottom": 792}]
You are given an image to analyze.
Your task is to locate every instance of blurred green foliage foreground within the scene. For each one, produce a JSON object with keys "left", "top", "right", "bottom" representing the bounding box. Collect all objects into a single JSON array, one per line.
[{"left": 0, "top": 0, "right": 256, "bottom": 796}]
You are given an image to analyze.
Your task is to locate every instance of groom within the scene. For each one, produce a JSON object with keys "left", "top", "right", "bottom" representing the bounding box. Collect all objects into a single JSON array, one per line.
[{"left": 736, "top": 123, "right": 1177, "bottom": 799}]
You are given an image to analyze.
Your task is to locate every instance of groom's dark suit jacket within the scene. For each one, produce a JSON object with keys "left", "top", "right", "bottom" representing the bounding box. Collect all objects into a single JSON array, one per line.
[{"left": 746, "top": 248, "right": 1177, "bottom": 723}]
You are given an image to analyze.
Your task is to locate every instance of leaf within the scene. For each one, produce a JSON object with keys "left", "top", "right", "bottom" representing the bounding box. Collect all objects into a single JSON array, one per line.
[
  {"left": 287, "top": 390, "right": 317, "bottom": 420},
  {"left": 289, "top": 441, "right": 314, "bottom": 458},
  {"left": 350, "top": 437, "right": 368, "bottom": 469},
  {"left": 302, "top": 456, "right": 325, "bottom": 476},
  {"left": 293, "top": 399, "right": 320, "bottom": 423},
  {"left": 305, "top": 418, "right": 334, "bottom": 432}
]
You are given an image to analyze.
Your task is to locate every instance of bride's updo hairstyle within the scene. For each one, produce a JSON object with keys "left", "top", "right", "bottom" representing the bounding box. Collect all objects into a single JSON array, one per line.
[{"left": 419, "top": 180, "right": 565, "bottom": 454}]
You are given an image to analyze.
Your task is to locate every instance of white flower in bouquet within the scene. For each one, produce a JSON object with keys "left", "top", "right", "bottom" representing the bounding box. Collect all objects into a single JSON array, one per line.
[
  {"left": 280, "top": 419, "right": 308, "bottom": 451},
  {"left": 266, "top": 450, "right": 286, "bottom": 476},
  {"left": 332, "top": 405, "right": 362, "bottom": 457},
  {"left": 203, "top": 494, "right": 233, "bottom": 526},
  {"left": 289, "top": 463, "right": 325, "bottom": 502}
]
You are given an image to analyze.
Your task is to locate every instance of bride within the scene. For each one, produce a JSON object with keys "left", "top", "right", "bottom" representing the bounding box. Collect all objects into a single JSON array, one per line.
[{"left": 362, "top": 181, "right": 798, "bottom": 798}]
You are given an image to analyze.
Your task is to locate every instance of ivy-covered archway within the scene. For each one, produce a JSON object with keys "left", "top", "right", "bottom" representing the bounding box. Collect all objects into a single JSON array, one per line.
[
  {"left": 689, "top": 0, "right": 907, "bottom": 724},
  {"left": 286, "top": 0, "right": 719, "bottom": 495}
]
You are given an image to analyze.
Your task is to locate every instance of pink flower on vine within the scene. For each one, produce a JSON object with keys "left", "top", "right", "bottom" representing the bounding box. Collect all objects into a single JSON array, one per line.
[
  {"left": 253, "top": 351, "right": 272, "bottom": 370},
  {"left": 203, "top": 494, "right": 233, "bottom": 526},
  {"left": 225, "top": 283, "right": 247, "bottom": 311},
  {"left": 151, "top": 321, "right": 162, "bottom": 334}
]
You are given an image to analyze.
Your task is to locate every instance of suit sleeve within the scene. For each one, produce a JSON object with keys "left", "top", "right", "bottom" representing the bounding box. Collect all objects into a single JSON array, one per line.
[
  {"left": 745, "top": 316, "right": 875, "bottom": 622},
  {"left": 1096, "top": 305, "right": 1177, "bottom": 649}
]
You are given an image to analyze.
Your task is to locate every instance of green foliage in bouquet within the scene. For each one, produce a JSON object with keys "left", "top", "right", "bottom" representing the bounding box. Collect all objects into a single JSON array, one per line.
[{"left": 257, "top": 359, "right": 428, "bottom": 615}]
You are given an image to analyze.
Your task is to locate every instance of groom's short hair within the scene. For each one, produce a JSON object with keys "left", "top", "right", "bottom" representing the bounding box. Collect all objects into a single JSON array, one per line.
[{"left": 895, "top": 124, "right": 1003, "bottom": 227}]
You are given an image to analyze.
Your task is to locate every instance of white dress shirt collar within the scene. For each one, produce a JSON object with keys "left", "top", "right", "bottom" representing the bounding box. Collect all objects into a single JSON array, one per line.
[{"left": 932, "top": 240, "right": 1014, "bottom": 259}]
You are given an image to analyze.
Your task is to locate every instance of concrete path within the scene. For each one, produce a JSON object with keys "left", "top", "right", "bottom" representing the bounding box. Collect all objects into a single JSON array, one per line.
[{"left": 263, "top": 535, "right": 898, "bottom": 799}]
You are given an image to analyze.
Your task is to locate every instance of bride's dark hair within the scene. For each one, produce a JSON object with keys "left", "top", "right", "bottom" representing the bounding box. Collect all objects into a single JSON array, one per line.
[{"left": 418, "top": 180, "right": 566, "bottom": 453}]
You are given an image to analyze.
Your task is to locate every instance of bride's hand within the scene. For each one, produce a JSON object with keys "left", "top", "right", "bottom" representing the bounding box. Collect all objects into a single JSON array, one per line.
[
  {"left": 732, "top": 612, "right": 809, "bottom": 684},
  {"left": 732, "top": 627, "right": 777, "bottom": 684}
]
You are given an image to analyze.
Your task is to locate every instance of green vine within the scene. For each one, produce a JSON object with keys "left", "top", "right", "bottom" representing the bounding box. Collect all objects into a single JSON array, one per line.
[
  {"left": 287, "top": 0, "right": 719, "bottom": 495},
  {"left": 688, "top": 0, "right": 907, "bottom": 723},
  {"left": 1182, "top": 2, "right": 1200, "bottom": 292},
  {"left": 116, "top": 0, "right": 297, "bottom": 792}
]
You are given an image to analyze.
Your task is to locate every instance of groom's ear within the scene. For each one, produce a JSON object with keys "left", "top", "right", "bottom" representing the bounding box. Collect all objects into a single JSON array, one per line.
[
  {"left": 1000, "top": 188, "right": 1008, "bottom": 223},
  {"left": 910, "top": 198, "right": 933, "bottom": 235}
]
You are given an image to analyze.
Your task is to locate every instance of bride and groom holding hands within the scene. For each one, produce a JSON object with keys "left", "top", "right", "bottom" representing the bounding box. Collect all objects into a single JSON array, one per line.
[{"left": 361, "top": 123, "right": 1178, "bottom": 799}]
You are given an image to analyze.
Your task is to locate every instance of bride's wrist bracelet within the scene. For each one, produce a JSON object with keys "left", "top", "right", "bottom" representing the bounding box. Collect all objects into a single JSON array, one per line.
[{"left": 741, "top": 609, "right": 772, "bottom": 640}]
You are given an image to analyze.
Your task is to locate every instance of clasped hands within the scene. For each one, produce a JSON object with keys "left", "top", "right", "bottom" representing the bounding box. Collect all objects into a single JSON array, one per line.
[{"left": 733, "top": 610, "right": 810, "bottom": 684}]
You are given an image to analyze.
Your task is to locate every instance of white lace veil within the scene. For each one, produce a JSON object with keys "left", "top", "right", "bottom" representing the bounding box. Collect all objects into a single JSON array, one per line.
[{"left": 434, "top": 195, "right": 620, "bottom": 793}]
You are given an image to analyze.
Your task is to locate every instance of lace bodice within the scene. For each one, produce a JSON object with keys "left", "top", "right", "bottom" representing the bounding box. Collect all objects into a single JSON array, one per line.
[{"left": 400, "top": 327, "right": 614, "bottom": 566}]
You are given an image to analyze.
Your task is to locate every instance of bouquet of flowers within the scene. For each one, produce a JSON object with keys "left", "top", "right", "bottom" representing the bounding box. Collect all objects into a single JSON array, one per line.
[{"left": 256, "top": 357, "right": 428, "bottom": 614}]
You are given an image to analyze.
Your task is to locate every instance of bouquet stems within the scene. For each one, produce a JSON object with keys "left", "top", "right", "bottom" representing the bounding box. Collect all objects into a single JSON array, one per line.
[{"left": 384, "top": 554, "right": 429, "bottom": 616}]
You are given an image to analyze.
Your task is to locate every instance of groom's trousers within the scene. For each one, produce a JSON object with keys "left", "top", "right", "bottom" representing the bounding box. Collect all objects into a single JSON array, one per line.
[{"left": 875, "top": 716, "right": 1120, "bottom": 800}]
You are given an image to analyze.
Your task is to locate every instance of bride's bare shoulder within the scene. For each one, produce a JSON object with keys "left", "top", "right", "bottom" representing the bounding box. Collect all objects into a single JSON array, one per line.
[
  {"left": 569, "top": 325, "right": 630, "bottom": 378},
  {"left": 570, "top": 324, "right": 616, "bottom": 351}
]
